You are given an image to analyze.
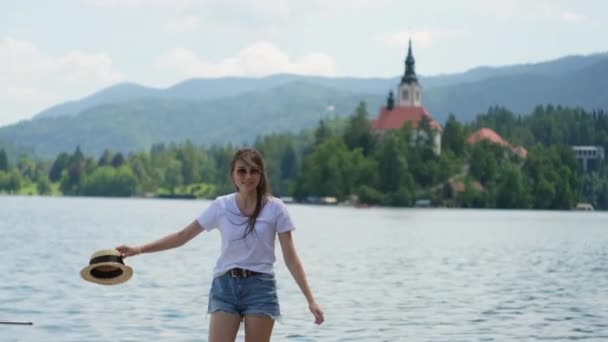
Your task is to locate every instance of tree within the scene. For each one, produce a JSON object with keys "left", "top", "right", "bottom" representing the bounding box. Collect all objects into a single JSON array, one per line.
[
  {"left": 111, "top": 152, "right": 125, "bottom": 168},
  {"left": 81, "top": 166, "right": 137, "bottom": 197},
  {"left": 295, "top": 138, "right": 377, "bottom": 201},
  {"left": 60, "top": 147, "right": 86, "bottom": 195},
  {"left": 36, "top": 175, "right": 53, "bottom": 195},
  {"left": 374, "top": 132, "right": 415, "bottom": 206},
  {"left": 176, "top": 142, "right": 201, "bottom": 184},
  {"left": 278, "top": 142, "right": 299, "bottom": 195},
  {"left": 522, "top": 144, "right": 579, "bottom": 209},
  {"left": 415, "top": 115, "right": 435, "bottom": 154},
  {"left": 314, "top": 119, "right": 333, "bottom": 146},
  {"left": 164, "top": 160, "right": 184, "bottom": 194},
  {"left": 0, "top": 149, "right": 8, "bottom": 172},
  {"left": 343, "top": 102, "right": 375, "bottom": 156},
  {"left": 280, "top": 142, "right": 298, "bottom": 180},
  {"left": 469, "top": 142, "right": 500, "bottom": 186},
  {"left": 441, "top": 114, "right": 466, "bottom": 157},
  {"left": 0, "top": 170, "right": 21, "bottom": 193},
  {"left": 17, "top": 155, "right": 37, "bottom": 180},
  {"left": 495, "top": 163, "right": 531, "bottom": 208},
  {"left": 50, "top": 152, "right": 70, "bottom": 182},
  {"left": 98, "top": 149, "right": 114, "bottom": 166},
  {"left": 459, "top": 178, "right": 487, "bottom": 208}
]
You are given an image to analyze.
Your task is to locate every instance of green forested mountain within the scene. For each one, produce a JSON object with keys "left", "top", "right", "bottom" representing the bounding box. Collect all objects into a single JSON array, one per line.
[
  {"left": 1, "top": 82, "right": 384, "bottom": 157},
  {"left": 2, "top": 52, "right": 607, "bottom": 159},
  {"left": 32, "top": 52, "right": 608, "bottom": 120},
  {"left": 424, "top": 58, "right": 608, "bottom": 120},
  {"left": 423, "top": 52, "right": 608, "bottom": 87},
  {"left": 35, "top": 82, "right": 163, "bottom": 119},
  {"left": 34, "top": 75, "right": 301, "bottom": 119}
]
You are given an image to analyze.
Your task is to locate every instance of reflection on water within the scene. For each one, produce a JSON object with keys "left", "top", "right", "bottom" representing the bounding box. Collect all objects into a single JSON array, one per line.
[{"left": 1, "top": 196, "right": 608, "bottom": 341}]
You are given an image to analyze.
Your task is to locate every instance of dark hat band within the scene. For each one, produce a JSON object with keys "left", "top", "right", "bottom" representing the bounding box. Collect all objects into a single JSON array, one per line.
[
  {"left": 89, "top": 255, "right": 126, "bottom": 279},
  {"left": 89, "top": 255, "right": 125, "bottom": 265}
]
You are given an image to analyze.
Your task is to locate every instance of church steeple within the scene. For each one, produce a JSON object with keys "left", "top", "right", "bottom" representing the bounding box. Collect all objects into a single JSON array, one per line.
[
  {"left": 397, "top": 39, "right": 422, "bottom": 107},
  {"left": 401, "top": 39, "right": 418, "bottom": 85},
  {"left": 372, "top": 37, "right": 441, "bottom": 155}
]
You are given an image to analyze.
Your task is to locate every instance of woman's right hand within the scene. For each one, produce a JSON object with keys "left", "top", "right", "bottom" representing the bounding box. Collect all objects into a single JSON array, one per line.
[
  {"left": 115, "top": 245, "right": 141, "bottom": 258},
  {"left": 309, "top": 302, "right": 325, "bottom": 325}
]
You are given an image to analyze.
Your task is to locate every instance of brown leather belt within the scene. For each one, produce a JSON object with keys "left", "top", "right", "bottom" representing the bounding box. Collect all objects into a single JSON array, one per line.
[{"left": 227, "top": 268, "right": 263, "bottom": 278}]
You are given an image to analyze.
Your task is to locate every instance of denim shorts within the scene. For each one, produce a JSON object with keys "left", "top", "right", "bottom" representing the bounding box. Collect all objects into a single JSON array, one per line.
[{"left": 208, "top": 272, "right": 281, "bottom": 320}]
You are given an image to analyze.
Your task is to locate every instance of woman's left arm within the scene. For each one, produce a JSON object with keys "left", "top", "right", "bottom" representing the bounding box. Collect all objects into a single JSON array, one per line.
[{"left": 278, "top": 231, "right": 325, "bottom": 325}]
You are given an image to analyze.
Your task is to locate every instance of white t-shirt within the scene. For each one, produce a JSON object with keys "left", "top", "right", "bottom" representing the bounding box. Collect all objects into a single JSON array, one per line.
[{"left": 196, "top": 193, "right": 295, "bottom": 277}]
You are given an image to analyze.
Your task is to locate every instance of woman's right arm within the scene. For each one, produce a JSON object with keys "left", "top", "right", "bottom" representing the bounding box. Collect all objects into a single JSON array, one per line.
[{"left": 116, "top": 220, "right": 203, "bottom": 258}]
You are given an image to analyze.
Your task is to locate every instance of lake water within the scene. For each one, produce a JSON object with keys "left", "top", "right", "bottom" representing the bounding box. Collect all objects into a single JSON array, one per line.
[{"left": 1, "top": 196, "right": 608, "bottom": 341}]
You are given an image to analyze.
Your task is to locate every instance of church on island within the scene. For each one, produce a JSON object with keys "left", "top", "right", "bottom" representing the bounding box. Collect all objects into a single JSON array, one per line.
[{"left": 371, "top": 40, "right": 442, "bottom": 154}]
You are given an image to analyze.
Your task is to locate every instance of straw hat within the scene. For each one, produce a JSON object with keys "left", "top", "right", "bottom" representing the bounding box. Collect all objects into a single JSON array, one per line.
[{"left": 80, "top": 249, "right": 133, "bottom": 285}]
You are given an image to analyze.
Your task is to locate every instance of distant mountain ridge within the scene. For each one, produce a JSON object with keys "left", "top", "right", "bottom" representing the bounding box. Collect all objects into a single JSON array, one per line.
[
  {"left": 2, "top": 81, "right": 384, "bottom": 157},
  {"left": 2, "top": 51, "right": 608, "bottom": 158},
  {"left": 33, "top": 51, "right": 608, "bottom": 121},
  {"left": 36, "top": 82, "right": 162, "bottom": 119},
  {"left": 424, "top": 56, "right": 608, "bottom": 118},
  {"left": 423, "top": 52, "right": 608, "bottom": 86}
]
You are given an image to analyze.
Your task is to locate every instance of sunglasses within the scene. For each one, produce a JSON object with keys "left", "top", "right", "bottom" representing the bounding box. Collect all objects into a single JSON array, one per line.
[{"left": 235, "top": 167, "right": 261, "bottom": 176}]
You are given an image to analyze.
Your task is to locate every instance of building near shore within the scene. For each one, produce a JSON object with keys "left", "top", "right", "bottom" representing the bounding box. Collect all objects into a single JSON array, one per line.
[{"left": 572, "top": 145, "right": 605, "bottom": 172}]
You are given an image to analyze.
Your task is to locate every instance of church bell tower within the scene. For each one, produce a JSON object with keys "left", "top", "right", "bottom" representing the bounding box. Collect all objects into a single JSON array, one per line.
[{"left": 397, "top": 39, "right": 422, "bottom": 107}]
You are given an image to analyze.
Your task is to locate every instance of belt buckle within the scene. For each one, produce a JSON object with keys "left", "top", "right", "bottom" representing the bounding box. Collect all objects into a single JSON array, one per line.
[{"left": 230, "top": 268, "right": 248, "bottom": 278}]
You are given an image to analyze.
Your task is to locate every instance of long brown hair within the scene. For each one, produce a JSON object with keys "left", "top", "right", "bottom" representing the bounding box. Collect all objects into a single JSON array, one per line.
[{"left": 230, "top": 148, "right": 270, "bottom": 237}]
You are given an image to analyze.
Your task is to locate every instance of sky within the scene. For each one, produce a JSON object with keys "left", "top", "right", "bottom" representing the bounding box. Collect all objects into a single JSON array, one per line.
[{"left": 1, "top": 0, "right": 607, "bottom": 127}]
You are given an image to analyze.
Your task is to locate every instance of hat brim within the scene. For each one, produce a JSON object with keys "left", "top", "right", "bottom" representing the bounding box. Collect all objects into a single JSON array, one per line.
[{"left": 80, "top": 262, "right": 133, "bottom": 285}]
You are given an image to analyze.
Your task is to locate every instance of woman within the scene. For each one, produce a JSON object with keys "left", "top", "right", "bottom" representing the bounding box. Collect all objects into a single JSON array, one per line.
[{"left": 116, "top": 148, "right": 324, "bottom": 341}]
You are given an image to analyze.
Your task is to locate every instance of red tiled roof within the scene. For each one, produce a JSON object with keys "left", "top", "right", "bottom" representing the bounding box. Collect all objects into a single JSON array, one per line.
[
  {"left": 372, "top": 106, "right": 442, "bottom": 131},
  {"left": 466, "top": 128, "right": 509, "bottom": 146},
  {"left": 467, "top": 128, "right": 527, "bottom": 158},
  {"left": 449, "top": 180, "right": 484, "bottom": 193},
  {"left": 513, "top": 145, "right": 528, "bottom": 158}
]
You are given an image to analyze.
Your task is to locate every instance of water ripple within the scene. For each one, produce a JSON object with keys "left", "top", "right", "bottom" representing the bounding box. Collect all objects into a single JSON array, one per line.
[{"left": 1, "top": 197, "right": 608, "bottom": 340}]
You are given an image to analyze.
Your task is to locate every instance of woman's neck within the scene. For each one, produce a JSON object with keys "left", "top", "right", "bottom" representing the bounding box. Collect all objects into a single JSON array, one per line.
[{"left": 236, "top": 191, "right": 257, "bottom": 207}]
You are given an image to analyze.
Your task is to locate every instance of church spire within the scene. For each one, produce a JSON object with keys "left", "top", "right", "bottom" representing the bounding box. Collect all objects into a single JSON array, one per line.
[{"left": 401, "top": 39, "right": 418, "bottom": 85}]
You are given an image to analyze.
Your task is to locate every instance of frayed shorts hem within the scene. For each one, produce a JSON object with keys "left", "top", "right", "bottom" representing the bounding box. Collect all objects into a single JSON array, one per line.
[{"left": 207, "top": 309, "right": 240, "bottom": 318}]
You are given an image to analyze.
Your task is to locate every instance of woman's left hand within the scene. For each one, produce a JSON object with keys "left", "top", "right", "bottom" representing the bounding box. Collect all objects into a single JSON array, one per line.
[{"left": 309, "top": 302, "right": 325, "bottom": 325}]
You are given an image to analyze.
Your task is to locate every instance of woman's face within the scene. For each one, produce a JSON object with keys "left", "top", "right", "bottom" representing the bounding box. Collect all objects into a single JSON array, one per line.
[{"left": 232, "top": 160, "right": 262, "bottom": 193}]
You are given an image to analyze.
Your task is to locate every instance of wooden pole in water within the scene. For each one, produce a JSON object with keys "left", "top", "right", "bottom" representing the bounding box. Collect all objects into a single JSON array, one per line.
[{"left": 0, "top": 321, "right": 33, "bottom": 325}]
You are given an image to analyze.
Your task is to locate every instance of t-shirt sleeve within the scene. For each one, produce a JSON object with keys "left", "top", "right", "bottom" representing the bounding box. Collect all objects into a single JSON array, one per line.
[
  {"left": 196, "top": 199, "right": 221, "bottom": 231},
  {"left": 275, "top": 199, "right": 295, "bottom": 233}
]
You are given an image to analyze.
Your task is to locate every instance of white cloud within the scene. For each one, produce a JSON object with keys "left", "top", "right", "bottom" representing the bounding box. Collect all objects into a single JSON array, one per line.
[
  {"left": 0, "top": 38, "right": 122, "bottom": 82},
  {"left": 86, "top": 0, "right": 145, "bottom": 7},
  {"left": 155, "top": 41, "right": 336, "bottom": 78},
  {"left": 560, "top": 11, "right": 586, "bottom": 23},
  {"left": 86, "top": 0, "right": 195, "bottom": 11},
  {"left": 472, "top": 0, "right": 588, "bottom": 24},
  {"left": 377, "top": 29, "right": 465, "bottom": 49},
  {"left": 472, "top": 0, "right": 553, "bottom": 18},
  {"left": 163, "top": 15, "right": 200, "bottom": 33},
  {"left": 0, "top": 37, "right": 123, "bottom": 126},
  {"left": 5, "top": 86, "right": 39, "bottom": 99},
  {"left": 206, "top": 0, "right": 291, "bottom": 23},
  {"left": 194, "top": 0, "right": 377, "bottom": 30},
  {"left": 58, "top": 51, "right": 123, "bottom": 83},
  {"left": 85, "top": 0, "right": 379, "bottom": 37}
]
